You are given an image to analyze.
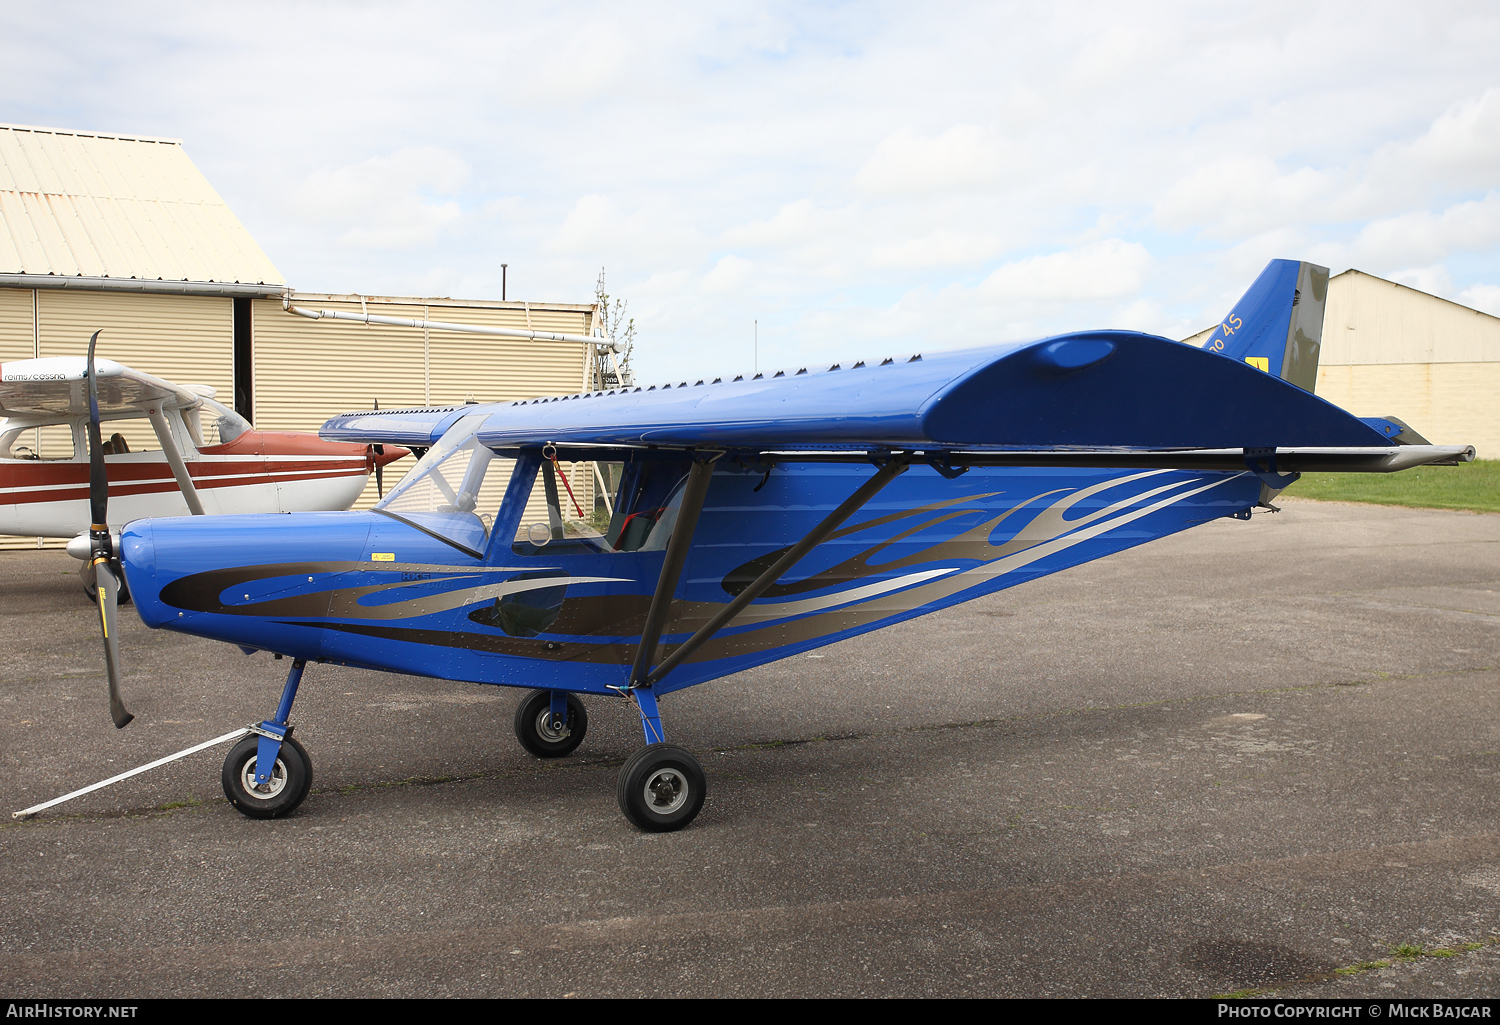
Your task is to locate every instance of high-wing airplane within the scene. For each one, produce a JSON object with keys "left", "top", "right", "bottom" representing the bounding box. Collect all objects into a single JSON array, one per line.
[
  {"left": 0, "top": 355, "right": 408, "bottom": 547},
  {"left": 42, "top": 260, "right": 1477, "bottom": 833}
]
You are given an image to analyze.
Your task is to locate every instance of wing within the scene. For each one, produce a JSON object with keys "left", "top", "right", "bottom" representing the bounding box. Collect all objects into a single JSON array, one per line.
[
  {"left": 320, "top": 331, "right": 1472, "bottom": 474},
  {"left": 0, "top": 357, "right": 205, "bottom": 424}
]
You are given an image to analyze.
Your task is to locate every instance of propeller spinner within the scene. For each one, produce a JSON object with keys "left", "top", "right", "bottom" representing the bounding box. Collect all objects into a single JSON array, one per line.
[{"left": 84, "top": 330, "right": 133, "bottom": 729}]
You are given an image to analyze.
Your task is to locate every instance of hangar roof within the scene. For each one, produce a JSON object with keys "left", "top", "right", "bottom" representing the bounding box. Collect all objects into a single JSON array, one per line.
[{"left": 0, "top": 123, "right": 284, "bottom": 286}]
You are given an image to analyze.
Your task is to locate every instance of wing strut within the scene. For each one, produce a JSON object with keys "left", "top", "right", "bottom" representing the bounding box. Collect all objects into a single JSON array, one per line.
[
  {"left": 644, "top": 455, "right": 909, "bottom": 688},
  {"left": 145, "top": 406, "right": 206, "bottom": 516},
  {"left": 628, "top": 456, "right": 719, "bottom": 689}
]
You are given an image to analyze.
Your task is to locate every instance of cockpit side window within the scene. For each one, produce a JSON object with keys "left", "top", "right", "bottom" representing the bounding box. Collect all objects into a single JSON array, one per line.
[
  {"left": 606, "top": 462, "right": 690, "bottom": 552},
  {"left": 196, "top": 396, "right": 251, "bottom": 445},
  {"left": 511, "top": 455, "right": 692, "bottom": 556}
]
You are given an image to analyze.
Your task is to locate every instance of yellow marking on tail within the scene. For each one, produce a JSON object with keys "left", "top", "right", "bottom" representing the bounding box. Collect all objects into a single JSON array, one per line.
[{"left": 1245, "top": 357, "right": 1270, "bottom": 372}]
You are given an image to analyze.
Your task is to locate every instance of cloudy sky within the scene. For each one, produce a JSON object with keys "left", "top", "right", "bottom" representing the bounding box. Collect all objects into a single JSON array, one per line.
[{"left": 4, "top": 1, "right": 1498, "bottom": 383}]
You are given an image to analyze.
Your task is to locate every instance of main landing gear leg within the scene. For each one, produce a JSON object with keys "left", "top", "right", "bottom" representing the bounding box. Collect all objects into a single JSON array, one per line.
[
  {"left": 617, "top": 686, "right": 705, "bottom": 833},
  {"left": 221, "top": 658, "right": 314, "bottom": 819}
]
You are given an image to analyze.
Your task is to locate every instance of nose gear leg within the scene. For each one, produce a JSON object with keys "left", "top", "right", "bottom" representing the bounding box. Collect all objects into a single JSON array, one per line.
[{"left": 251, "top": 658, "right": 306, "bottom": 785}]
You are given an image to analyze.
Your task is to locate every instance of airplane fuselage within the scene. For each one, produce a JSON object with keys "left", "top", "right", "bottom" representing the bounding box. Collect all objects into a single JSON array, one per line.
[
  {"left": 1, "top": 430, "right": 386, "bottom": 537},
  {"left": 122, "top": 461, "right": 1263, "bottom": 695}
]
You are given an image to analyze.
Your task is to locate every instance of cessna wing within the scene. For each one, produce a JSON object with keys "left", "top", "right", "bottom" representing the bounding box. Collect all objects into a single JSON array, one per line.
[
  {"left": 0, "top": 355, "right": 206, "bottom": 423},
  {"left": 1, "top": 353, "right": 406, "bottom": 539}
]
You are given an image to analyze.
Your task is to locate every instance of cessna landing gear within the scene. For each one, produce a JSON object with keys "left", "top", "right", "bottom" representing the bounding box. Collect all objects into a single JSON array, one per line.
[{"left": 514, "top": 689, "right": 588, "bottom": 758}]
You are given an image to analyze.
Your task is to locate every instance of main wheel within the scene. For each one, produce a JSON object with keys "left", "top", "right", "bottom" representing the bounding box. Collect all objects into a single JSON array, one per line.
[
  {"left": 514, "top": 689, "right": 588, "bottom": 758},
  {"left": 221, "top": 734, "right": 313, "bottom": 819},
  {"left": 616, "top": 743, "right": 706, "bottom": 833}
]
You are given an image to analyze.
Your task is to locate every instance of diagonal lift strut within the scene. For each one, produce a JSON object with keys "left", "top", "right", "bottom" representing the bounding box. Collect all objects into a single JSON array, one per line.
[
  {"left": 628, "top": 455, "right": 720, "bottom": 689},
  {"left": 643, "top": 456, "right": 909, "bottom": 687}
]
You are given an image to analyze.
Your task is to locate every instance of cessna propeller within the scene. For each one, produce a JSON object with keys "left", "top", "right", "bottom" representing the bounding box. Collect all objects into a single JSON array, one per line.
[
  {"left": 83, "top": 330, "right": 132, "bottom": 729},
  {"left": 373, "top": 397, "right": 385, "bottom": 498}
]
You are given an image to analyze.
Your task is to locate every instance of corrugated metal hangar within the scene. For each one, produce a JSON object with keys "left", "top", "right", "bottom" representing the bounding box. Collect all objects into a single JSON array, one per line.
[
  {"left": 0, "top": 122, "right": 607, "bottom": 548},
  {"left": 1185, "top": 270, "right": 1499, "bottom": 458}
]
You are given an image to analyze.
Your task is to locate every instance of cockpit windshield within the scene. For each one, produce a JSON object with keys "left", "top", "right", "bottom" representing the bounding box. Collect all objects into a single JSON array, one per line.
[{"left": 375, "top": 414, "right": 507, "bottom": 556}]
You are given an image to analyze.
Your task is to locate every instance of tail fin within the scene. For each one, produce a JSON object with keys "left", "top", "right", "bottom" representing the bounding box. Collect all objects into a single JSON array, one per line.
[{"left": 1201, "top": 259, "right": 1329, "bottom": 393}]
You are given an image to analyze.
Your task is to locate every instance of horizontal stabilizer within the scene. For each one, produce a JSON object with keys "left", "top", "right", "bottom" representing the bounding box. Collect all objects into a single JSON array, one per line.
[{"left": 319, "top": 405, "right": 470, "bottom": 447}]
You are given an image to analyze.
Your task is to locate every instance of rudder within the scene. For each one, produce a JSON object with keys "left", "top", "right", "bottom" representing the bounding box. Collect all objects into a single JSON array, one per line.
[{"left": 1200, "top": 259, "right": 1329, "bottom": 393}]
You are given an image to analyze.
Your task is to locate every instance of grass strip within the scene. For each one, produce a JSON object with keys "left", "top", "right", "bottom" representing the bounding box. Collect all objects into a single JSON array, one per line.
[{"left": 1284, "top": 458, "right": 1500, "bottom": 513}]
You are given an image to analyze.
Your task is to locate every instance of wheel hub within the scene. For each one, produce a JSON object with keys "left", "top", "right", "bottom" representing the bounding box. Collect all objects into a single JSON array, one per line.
[
  {"left": 534, "top": 709, "right": 570, "bottom": 743},
  {"left": 240, "top": 756, "right": 287, "bottom": 799},
  {"left": 643, "top": 767, "right": 687, "bottom": 814}
]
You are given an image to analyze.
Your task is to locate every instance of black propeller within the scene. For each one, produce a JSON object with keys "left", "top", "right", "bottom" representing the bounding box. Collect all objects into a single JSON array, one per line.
[
  {"left": 372, "top": 397, "right": 384, "bottom": 499},
  {"left": 85, "top": 330, "right": 133, "bottom": 729}
]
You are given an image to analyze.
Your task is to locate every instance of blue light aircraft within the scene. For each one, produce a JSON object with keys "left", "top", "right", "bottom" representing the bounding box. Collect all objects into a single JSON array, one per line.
[{"left": 63, "top": 260, "right": 1476, "bottom": 832}]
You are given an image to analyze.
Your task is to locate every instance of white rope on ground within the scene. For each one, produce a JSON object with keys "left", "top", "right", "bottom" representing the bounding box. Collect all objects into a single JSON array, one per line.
[{"left": 12, "top": 727, "right": 252, "bottom": 820}]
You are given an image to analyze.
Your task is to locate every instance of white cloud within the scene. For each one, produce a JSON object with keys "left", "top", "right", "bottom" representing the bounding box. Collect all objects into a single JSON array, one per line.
[
  {"left": 980, "top": 240, "right": 1152, "bottom": 305},
  {"left": 292, "top": 147, "right": 468, "bottom": 250},
  {"left": 854, "top": 124, "right": 1013, "bottom": 197},
  {"left": 1344, "top": 192, "right": 1500, "bottom": 268},
  {"left": 1458, "top": 283, "right": 1500, "bottom": 316},
  {"left": 701, "top": 254, "right": 755, "bottom": 294},
  {"left": 1388, "top": 264, "right": 1454, "bottom": 297},
  {"left": 869, "top": 230, "right": 1002, "bottom": 269},
  {"left": 1400, "top": 87, "right": 1500, "bottom": 192},
  {"left": 1154, "top": 158, "right": 1341, "bottom": 240},
  {"left": 3, "top": 2, "right": 1500, "bottom": 382}
]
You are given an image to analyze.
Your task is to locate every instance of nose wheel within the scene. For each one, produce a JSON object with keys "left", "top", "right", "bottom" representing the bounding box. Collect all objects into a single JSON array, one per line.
[
  {"left": 221, "top": 734, "right": 312, "bottom": 819},
  {"left": 514, "top": 689, "right": 588, "bottom": 758}
]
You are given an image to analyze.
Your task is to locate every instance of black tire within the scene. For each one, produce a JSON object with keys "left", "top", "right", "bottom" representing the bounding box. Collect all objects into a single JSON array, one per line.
[
  {"left": 514, "top": 689, "right": 588, "bottom": 758},
  {"left": 221, "top": 734, "right": 313, "bottom": 819},
  {"left": 616, "top": 743, "right": 706, "bottom": 833}
]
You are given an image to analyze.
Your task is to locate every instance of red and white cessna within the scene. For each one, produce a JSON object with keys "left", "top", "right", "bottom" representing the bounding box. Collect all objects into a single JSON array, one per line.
[{"left": 0, "top": 356, "right": 407, "bottom": 541}]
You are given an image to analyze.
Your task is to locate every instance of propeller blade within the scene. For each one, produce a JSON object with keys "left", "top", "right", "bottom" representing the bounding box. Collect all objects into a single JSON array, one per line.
[
  {"left": 372, "top": 398, "right": 383, "bottom": 498},
  {"left": 85, "top": 330, "right": 132, "bottom": 729},
  {"left": 85, "top": 330, "right": 107, "bottom": 531},
  {"left": 94, "top": 560, "right": 133, "bottom": 729}
]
